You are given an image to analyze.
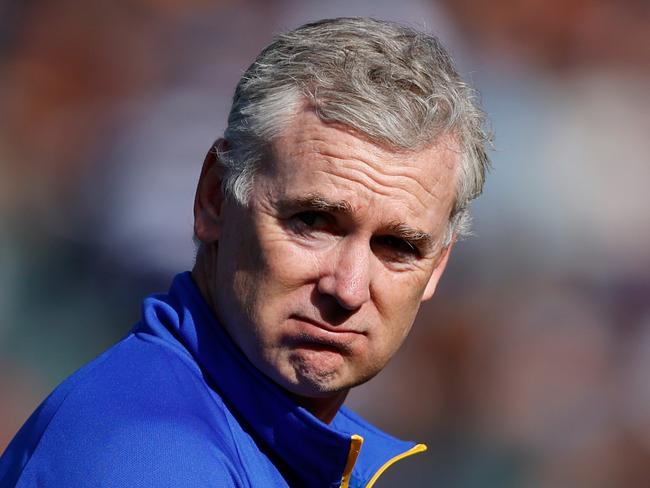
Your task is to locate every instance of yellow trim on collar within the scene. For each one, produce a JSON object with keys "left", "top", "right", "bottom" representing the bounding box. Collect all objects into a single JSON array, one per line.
[
  {"left": 339, "top": 434, "right": 364, "bottom": 488},
  {"left": 365, "top": 443, "right": 428, "bottom": 488}
]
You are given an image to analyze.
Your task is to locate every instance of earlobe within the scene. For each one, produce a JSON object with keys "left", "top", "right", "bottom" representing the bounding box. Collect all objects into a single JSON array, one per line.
[
  {"left": 421, "top": 241, "right": 454, "bottom": 302},
  {"left": 193, "top": 139, "right": 228, "bottom": 244}
]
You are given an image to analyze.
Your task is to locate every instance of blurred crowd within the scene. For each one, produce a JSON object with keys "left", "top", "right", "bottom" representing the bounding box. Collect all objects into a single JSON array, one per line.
[{"left": 1, "top": 0, "right": 649, "bottom": 486}]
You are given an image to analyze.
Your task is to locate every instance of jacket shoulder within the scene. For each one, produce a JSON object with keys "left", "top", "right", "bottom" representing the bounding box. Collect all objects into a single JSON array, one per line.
[{"left": 1, "top": 333, "right": 244, "bottom": 488}]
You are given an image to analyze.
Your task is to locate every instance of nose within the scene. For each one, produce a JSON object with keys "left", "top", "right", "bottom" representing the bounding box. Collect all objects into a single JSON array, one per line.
[{"left": 317, "top": 238, "right": 371, "bottom": 311}]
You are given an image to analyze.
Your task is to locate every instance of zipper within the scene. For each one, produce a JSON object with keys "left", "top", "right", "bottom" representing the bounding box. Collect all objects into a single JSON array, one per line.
[
  {"left": 339, "top": 436, "right": 427, "bottom": 488},
  {"left": 364, "top": 443, "right": 427, "bottom": 488},
  {"left": 339, "top": 434, "right": 364, "bottom": 488}
]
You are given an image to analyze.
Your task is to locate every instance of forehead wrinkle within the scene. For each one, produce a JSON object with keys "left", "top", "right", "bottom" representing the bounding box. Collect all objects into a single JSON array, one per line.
[
  {"left": 272, "top": 117, "right": 457, "bottom": 229},
  {"left": 280, "top": 130, "right": 457, "bottom": 212},
  {"left": 354, "top": 155, "right": 457, "bottom": 207},
  {"left": 325, "top": 162, "right": 439, "bottom": 211},
  {"left": 316, "top": 133, "right": 458, "bottom": 188}
]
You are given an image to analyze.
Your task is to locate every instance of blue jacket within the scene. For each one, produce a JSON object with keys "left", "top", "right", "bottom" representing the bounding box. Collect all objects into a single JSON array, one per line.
[{"left": 0, "top": 273, "right": 426, "bottom": 487}]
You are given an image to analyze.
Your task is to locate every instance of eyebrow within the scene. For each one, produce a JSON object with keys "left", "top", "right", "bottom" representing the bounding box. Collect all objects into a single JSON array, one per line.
[
  {"left": 276, "top": 193, "right": 436, "bottom": 253},
  {"left": 384, "top": 221, "right": 435, "bottom": 253},
  {"left": 277, "top": 193, "right": 354, "bottom": 214}
]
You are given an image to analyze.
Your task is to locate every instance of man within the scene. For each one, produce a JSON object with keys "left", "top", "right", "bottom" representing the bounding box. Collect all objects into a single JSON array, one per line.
[{"left": 1, "top": 17, "right": 489, "bottom": 487}]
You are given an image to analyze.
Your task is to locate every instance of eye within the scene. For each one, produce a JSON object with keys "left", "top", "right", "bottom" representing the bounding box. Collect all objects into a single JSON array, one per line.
[
  {"left": 372, "top": 235, "right": 419, "bottom": 261},
  {"left": 288, "top": 211, "right": 332, "bottom": 234},
  {"left": 295, "top": 211, "right": 326, "bottom": 228}
]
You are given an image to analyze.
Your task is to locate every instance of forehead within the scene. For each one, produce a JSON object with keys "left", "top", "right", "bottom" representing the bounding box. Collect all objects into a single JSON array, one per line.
[{"left": 257, "top": 109, "right": 459, "bottom": 234}]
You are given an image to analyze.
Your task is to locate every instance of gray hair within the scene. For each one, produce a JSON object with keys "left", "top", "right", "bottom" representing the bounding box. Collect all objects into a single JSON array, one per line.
[{"left": 217, "top": 17, "right": 491, "bottom": 245}]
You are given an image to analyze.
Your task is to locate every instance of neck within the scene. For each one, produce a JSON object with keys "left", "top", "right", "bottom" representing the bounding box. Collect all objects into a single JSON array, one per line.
[{"left": 288, "top": 390, "right": 349, "bottom": 424}]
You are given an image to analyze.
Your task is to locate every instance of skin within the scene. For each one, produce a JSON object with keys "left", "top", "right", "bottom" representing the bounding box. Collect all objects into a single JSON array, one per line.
[{"left": 193, "top": 107, "right": 458, "bottom": 423}]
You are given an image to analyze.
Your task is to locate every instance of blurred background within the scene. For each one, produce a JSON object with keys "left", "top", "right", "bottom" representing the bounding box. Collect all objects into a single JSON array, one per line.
[{"left": 1, "top": 0, "right": 649, "bottom": 486}]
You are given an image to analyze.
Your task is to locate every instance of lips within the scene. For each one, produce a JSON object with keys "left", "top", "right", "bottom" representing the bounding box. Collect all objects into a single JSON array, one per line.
[
  {"left": 287, "top": 315, "right": 364, "bottom": 352},
  {"left": 290, "top": 314, "right": 364, "bottom": 335}
]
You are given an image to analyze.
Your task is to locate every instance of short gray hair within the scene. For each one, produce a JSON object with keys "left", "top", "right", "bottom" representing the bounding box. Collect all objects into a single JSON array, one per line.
[{"left": 217, "top": 17, "right": 491, "bottom": 245}]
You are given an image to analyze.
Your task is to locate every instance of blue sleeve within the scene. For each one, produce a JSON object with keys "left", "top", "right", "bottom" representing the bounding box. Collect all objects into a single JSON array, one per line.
[
  {"left": 7, "top": 414, "right": 245, "bottom": 488},
  {"left": 1, "top": 336, "right": 248, "bottom": 488}
]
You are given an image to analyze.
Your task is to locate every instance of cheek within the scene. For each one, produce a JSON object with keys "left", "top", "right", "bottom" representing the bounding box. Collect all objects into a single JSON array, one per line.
[
  {"left": 369, "top": 276, "right": 426, "bottom": 351},
  {"left": 261, "top": 237, "right": 323, "bottom": 290},
  {"left": 233, "top": 239, "right": 321, "bottom": 330},
  {"left": 374, "top": 271, "right": 428, "bottom": 319},
  {"left": 383, "top": 305, "right": 418, "bottom": 346}
]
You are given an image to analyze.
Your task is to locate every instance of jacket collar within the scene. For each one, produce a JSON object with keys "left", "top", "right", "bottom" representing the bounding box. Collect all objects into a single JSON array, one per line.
[{"left": 138, "top": 272, "right": 420, "bottom": 487}]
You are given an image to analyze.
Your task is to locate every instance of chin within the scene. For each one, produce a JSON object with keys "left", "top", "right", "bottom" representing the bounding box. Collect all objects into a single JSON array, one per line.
[
  {"left": 269, "top": 351, "right": 348, "bottom": 397},
  {"left": 284, "top": 352, "right": 379, "bottom": 398}
]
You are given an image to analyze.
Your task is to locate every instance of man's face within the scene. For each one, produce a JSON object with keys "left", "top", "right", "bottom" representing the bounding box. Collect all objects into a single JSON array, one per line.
[{"left": 197, "top": 108, "right": 458, "bottom": 399}]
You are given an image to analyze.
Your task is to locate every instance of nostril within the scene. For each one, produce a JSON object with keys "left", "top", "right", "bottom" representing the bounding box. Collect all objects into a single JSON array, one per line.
[
  {"left": 323, "top": 299, "right": 356, "bottom": 324},
  {"left": 310, "top": 286, "right": 357, "bottom": 326}
]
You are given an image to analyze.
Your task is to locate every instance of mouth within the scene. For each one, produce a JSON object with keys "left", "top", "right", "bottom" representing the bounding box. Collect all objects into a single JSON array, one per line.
[{"left": 287, "top": 315, "right": 364, "bottom": 353}]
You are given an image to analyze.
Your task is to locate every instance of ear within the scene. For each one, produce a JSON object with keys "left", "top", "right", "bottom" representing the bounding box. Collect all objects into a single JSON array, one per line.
[
  {"left": 193, "top": 139, "right": 228, "bottom": 244},
  {"left": 421, "top": 241, "right": 454, "bottom": 302}
]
